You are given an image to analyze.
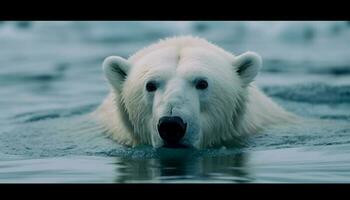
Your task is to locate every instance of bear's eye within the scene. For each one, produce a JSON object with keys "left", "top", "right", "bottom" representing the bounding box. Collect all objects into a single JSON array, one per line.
[
  {"left": 146, "top": 81, "right": 157, "bottom": 92},
  {"left": 196, "top": 79, "right": 208, "bottom": 90}
]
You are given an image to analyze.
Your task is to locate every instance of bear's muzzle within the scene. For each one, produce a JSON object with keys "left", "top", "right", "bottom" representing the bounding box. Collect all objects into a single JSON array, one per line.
[{"left": 158, "top": 116, "right": 187, "bottom": 147}]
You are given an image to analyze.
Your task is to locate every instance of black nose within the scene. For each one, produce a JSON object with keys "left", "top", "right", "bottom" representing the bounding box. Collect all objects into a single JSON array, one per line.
[{"left": 158, "top": 116, "right": 187, "bottom": 145}]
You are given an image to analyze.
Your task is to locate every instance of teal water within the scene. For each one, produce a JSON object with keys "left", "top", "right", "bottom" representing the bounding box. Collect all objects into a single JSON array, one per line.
[{"left": 0, "top": 21, "right": 350, "bottom": 183}]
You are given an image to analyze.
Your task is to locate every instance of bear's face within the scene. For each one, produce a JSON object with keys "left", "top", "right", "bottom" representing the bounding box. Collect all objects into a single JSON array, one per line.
[{"left": 103, "top": 43, "right": 261, "bottom": 148}]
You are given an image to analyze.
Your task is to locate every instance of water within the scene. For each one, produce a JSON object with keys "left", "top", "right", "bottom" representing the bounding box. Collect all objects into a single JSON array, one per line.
[{"left": 0, "top": 21, "right": 350, "bottom": 183}]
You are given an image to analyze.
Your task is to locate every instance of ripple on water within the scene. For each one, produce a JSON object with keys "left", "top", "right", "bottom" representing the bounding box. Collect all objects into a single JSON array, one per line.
[{"left": 263, "top": 83, "right": 350, "bottom": 104}]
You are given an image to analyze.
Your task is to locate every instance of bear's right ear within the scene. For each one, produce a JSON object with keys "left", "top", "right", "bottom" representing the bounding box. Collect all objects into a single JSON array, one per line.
[{"left": 103, "top": 56, "right": 130, "bottom": 92}]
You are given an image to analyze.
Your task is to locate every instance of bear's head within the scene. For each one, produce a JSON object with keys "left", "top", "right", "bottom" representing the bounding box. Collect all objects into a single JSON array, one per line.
[{"left": 102, "top": 37, "right": 262, "bottom": 148}]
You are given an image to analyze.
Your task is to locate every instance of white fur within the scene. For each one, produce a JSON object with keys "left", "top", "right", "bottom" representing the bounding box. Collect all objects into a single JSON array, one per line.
[{"left": 92, "top": 36, "right": 298, "bottom": 148}]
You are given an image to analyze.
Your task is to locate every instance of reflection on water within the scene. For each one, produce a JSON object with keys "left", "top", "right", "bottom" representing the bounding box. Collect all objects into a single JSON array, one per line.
[
  {"left": 2, "top": 144, "right": 350, "bottom": 183},
  {"left": 114, "top": 148, "right": 253, "bottom": 183}
]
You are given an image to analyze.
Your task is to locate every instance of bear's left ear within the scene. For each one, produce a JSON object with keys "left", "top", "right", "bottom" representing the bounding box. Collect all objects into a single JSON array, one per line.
[
  {"left": 103, "top": 56, "right": 131, "bottom": 92},
  {"left": 233, "top": 51, "right": 262, "bottom": 87}
]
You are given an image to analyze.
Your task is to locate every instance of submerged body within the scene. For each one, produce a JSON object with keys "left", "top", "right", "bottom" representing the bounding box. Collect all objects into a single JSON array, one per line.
[{"left": 93, "top": 36, "right": 297, "bottom": 148}]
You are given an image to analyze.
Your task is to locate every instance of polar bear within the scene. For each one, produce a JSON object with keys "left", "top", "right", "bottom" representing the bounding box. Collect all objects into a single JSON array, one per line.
[{"left": 93, "top": 36, "right": 297, "bottom": 149}]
